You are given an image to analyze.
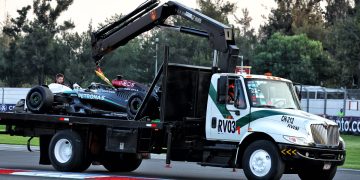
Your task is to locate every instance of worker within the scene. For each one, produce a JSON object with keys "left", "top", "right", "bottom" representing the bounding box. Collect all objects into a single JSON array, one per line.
[
  {"left": 55, "top": 73, "right": 65, "bottom": 85},
  {"left": 228, "top": 81, "right": 235, "bottom": 103},
  {"left": 337, "top": 108, "right": 344, "bottom": 119}
]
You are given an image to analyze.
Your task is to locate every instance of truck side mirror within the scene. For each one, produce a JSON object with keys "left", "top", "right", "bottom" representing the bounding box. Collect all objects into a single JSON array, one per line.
[
  {"left": 294, "top": 83, "right": 302, "bottom": 101},
  {"left": 218, "top": 76, "right": 228, "bottom": 104}
]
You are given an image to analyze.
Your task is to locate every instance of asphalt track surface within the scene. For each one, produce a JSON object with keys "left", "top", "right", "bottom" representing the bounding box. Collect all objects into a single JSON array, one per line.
[{"left": 0, "top": 145, "right": 359, "bottom": 180}]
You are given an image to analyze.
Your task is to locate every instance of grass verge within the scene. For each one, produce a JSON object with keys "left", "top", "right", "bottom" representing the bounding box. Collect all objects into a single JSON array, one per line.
[
  {"left": 0, "top": 125, "right": 39, "bottom": 146},
  {"left": 341, "top": 134, "right": 360, "bottom": 169}
]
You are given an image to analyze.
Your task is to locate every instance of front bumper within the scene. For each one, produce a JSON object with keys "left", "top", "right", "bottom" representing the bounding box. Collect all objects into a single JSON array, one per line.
[{"left": 278, "top": 143, "right": 346, "bottom": 167}]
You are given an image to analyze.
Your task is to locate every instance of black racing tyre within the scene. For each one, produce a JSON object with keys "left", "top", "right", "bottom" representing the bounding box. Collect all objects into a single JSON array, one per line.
[
  {"left": 49, "top": 130, "right": 91, "bottom": 172},
  {"left": 102, "top": 152, "right": 142, "bottom": 172},
  {"left": 242, "top": 140, "right": 285, "bottom": 180},
  {"left": 127, "top": 94, "right": 144, "bottom": 119},
  {"left": 298, "top": 166, "right": 337, "bottom": 180},
  {"left": 26, "top": 86, "right": 53, "bottom": 113}
]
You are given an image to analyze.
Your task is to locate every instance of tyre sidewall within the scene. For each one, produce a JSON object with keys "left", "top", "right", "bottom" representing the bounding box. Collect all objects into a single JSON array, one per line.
[
  {"left": 102, "top": 152, "right": 142, "bottom": 172},
  {"left": 242, "top": 140, "right": 284, "bottom": 180},
  {"left": 26, "top": 86, "right": 53, "bottom": 113},
  {"left": 49, "top": 130, "right": 89, "bottom": 172}
]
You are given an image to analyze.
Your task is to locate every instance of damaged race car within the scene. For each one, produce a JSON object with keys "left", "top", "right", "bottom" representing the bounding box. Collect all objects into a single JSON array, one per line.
[{"left": 24, "top": 70, "right": 159, "bottom": 119}]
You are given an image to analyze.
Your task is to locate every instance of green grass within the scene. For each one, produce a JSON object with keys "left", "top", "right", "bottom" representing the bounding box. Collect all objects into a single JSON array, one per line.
[
  {"left": 341, "top": 134, "right": 360, "bottom": 169},
  {"left": 0, "top": 125, "right": 39, "bottom": 146}
]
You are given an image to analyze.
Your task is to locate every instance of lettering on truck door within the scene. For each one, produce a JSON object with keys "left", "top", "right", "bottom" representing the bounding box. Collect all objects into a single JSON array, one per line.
[{"left": 209, "top": 77, "right": 250, "bottom": 141}]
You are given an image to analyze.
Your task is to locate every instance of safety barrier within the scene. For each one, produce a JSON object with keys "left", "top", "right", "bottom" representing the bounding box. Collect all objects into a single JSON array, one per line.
[{"left": 0, "top": 88, "right": 30, "bottom": 112}]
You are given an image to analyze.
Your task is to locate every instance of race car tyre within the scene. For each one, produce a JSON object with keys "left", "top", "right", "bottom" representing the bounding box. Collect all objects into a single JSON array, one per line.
[
  {"left": 127, "top": 94, "right": 144, "bottom": 119},
  {"left": 242, "top": 140, "right": 285, "bottom": 180},
  {"left": 49, "top": 130, "right": 91, "bottom": 172},
  {"left": 102, "top": 152, "right": 142, "bottom": 172},
  {"left": 298, "top": 166, "right": 337, "bottom": 180},
  {"left": 26, "top": 86, "right": 53, "bottom": 113}
]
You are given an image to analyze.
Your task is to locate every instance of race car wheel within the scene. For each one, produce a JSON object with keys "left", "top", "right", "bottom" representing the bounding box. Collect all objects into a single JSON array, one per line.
[
  {"left": 298, "top": 166, "right": 337, "bottom": 180},
  {"left": 242, "top": 140, "right": 285, "bottom": 180},
  {"left": 102, "top": 152, "right": 142, "bottom": 172},
  {"left": 127, "top": 94, "right": 144, "bottom": 119},
  {"left": 49, "top": 130, "right": 91, "bottom": 172},
  {"left": 26, "top": 86, "right": 53, "bottom": 113}
]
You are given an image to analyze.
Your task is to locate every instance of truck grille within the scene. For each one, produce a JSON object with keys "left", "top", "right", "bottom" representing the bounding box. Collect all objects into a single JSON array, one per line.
[{"left": 310, "top": 124, "right": 339, "bottom": 146}]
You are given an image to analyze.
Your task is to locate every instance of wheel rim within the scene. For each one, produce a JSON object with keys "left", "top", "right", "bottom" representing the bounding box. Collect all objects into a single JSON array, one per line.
[
  {"left": 54, "top": 139, "right": 72, "bottom": 163},
  {"left": 29, "top": 92, "right": 42, "bottom": 108},
  {"left": 249, "top": 149, "right": 272, "bottom": 177}
]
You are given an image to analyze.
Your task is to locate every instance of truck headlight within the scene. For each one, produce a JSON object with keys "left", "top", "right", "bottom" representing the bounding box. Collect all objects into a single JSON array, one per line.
[
  {"left": 283, "top": 135, "right": 310, "bottom": 146},
  {"left": 339, "top": 136, "right": 346, "bottom": 150}
]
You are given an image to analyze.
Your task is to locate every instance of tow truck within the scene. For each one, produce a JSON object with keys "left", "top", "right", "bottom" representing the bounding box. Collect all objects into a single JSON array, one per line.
[{"left": 0, "top": 0, "right": 345, "bottom": 179}]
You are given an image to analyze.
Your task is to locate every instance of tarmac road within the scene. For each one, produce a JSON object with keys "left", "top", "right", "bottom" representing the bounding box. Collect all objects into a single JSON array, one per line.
[{"left": 0, "top": 145, "right": 359, "bottom": 180}]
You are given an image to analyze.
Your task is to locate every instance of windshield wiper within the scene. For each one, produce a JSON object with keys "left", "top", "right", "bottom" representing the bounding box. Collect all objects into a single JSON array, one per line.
[
  {"left": 283, "top": 107, "right": 295, "bottom": 109},
  {"left": 253, "top": 105, "right": 276, "bottom": 108}
]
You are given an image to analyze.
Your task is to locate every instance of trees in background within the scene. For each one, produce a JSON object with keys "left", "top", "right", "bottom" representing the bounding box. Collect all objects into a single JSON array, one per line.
[
  {"left": 324, "top": 1, "right": 360, "bottom": 87},
  {"left": 252, "top": 33, "right": 337, "bottom": 86},
  {"left": 259, "top": 0, "right": 360, "bottom": 88},
  {"left": 0, "top": 0, "right": 359, "bottom": 88},
  {"left": 2, "top": 0, "right": 75, "bottom": 86}
]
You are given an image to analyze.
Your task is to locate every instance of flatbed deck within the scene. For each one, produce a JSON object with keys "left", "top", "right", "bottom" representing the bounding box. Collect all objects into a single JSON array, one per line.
[{"left": 0, "top": 112, "right": 163, "bottom": 130}]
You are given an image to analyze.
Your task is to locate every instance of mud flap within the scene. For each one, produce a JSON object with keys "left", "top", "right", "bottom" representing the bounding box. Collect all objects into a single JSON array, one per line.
[{"left": 39, "top": 135, "right": 52, "bottom": 165}]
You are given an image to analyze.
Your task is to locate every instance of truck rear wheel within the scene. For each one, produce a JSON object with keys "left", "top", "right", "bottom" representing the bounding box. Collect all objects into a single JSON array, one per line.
[
  {"left": 49, "top": 130, "right": 91, "bottom": 172},
  {"left": 26, "top": 86, "right": 53, "bottom": 113},
  {"left": 298, "top": 166, "right": 337, "bottom": 180},
  {"left": 242, "top": 140, "right": 284, "bottom": 180},
  {"left": 102, "top": 152, "right": 142, "bottom": 172}
]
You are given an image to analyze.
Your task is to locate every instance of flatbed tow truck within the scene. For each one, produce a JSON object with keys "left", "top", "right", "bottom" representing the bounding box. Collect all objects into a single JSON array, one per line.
[{"left": 0, "top": 0, "right": 345, "bottom": 179}]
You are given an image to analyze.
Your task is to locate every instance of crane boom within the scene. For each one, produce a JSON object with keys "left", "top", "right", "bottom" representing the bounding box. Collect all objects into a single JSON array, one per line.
[{"left": 91, "top": 0, "right": 239, "bottom": 73}]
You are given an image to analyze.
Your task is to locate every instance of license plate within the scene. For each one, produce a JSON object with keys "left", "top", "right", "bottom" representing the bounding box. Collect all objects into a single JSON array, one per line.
[{"left": 323, "top": 163, "right": 331, "bottom": 170}]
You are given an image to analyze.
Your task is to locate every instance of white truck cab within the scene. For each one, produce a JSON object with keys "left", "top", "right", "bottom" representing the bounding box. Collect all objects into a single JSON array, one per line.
[{"left": 205, "top": 72, "right": 345, "bottom": 179}]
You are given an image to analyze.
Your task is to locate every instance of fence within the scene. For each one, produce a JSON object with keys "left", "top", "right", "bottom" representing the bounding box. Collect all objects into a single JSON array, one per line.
[
  {"left": 300, "top": 86, "right": 360, "bottom": 117},
  {"left": 0, "top": 88, "right": 30, "bottom": 112}
]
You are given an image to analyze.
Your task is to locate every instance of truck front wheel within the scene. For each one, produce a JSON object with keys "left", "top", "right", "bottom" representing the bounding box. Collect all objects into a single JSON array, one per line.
[
  {"left": 49, "top": 130, "right": 91, "bottom": 172},
  {"left": 242, "top": 140, "right": 285, "bottom": 180},
  {"left": 298, "top": 166, "right": 337, "bottom": 180},
  {"left": 102, "top": 152, "right": 142, "bottom": 172}
]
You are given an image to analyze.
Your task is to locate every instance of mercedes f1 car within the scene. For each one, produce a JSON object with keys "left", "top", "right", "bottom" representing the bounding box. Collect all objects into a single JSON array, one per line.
[{"left": 24, "top": 76, "right": 159, "bottom": 119}]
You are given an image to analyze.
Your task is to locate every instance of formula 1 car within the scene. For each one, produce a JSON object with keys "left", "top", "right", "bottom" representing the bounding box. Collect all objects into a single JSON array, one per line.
[{"left": 24, "top": 76, "right": 159, "bottom": 119}]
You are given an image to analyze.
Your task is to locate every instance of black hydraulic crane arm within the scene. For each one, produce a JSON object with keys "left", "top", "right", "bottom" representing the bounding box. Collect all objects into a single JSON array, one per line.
[{"left": 91, "top": 0, "right": 239, "bottom": 73}]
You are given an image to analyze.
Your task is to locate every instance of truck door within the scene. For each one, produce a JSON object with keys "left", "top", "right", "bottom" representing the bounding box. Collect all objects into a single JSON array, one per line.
[{"left": 206, "top": 76, "right": 250, "bottom": 141}]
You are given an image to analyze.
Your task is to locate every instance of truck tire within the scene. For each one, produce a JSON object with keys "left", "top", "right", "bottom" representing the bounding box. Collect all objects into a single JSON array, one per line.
[
  {"left": 102, "top": 152, "right": 142, "bottom": 172},
  {"left": 26, "top": 86, "right": 53, "bottom": 113},
  {"left": 298, "top": 166, "right": 337, "bottom": 180},
  {"left": 242, "top": 140, "right": 284, "bottom": 180},
  {"left": 127, "top": 94, "right": 144, "bottom": 119},
  {"left": 49, "top": 130, "right": 91, "bottom": 172}
]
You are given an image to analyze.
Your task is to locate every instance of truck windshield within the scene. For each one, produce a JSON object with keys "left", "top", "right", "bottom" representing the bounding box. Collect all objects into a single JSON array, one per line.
[{"left": 245, "top": 79, "right": 300, "bottom": 109}]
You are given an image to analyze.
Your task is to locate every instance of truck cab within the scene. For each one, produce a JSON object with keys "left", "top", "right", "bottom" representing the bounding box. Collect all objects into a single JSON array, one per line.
[{"left": 205, "top": 72, "right": 345, "bottom": 179}]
